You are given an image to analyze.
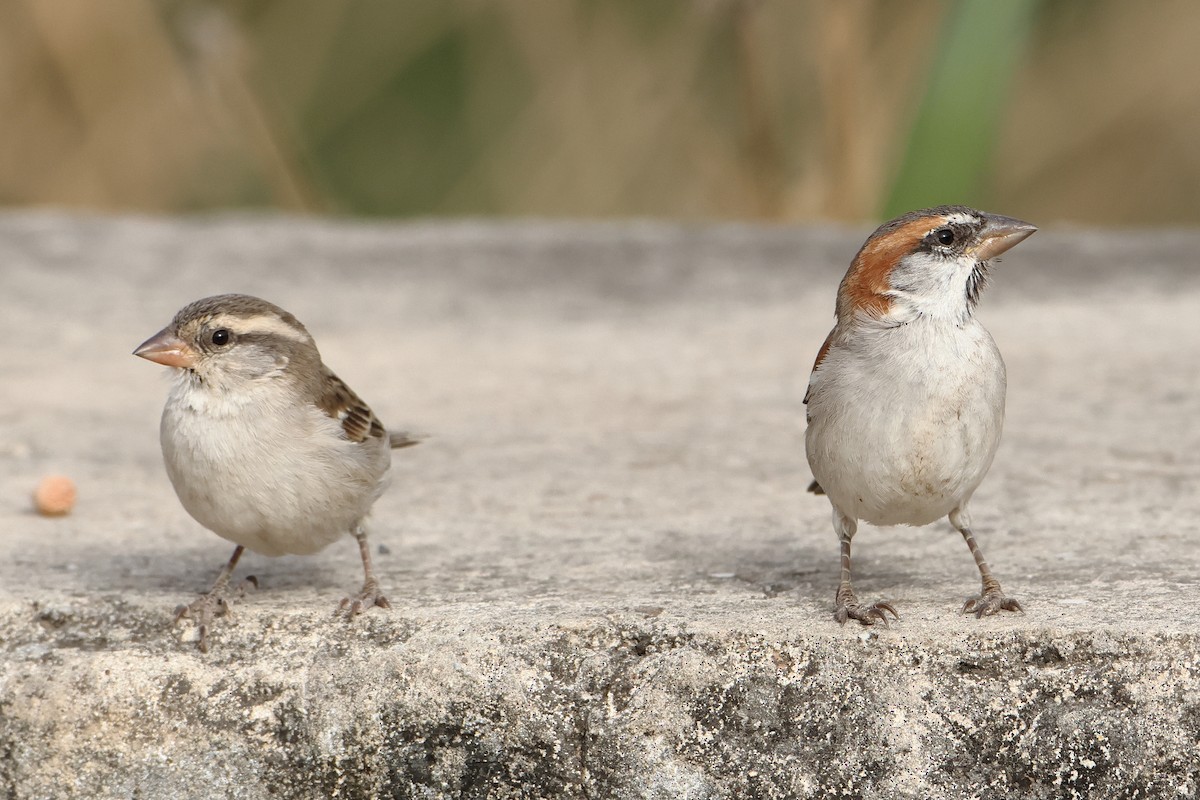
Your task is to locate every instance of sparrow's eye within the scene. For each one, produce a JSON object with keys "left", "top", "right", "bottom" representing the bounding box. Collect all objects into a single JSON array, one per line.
[
  {"left": 935, "top": 228, "right": 955, "bottom": 246},
  {"left": 210, "top": 329, "right": 231, "bottom": 346}
]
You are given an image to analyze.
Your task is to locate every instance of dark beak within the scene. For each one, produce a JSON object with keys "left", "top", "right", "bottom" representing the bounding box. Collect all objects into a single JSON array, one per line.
[
  {"left": 975, "top": 213, "right": 1037, "bottom": 261},
  {"left": 133, "top": 328, "right": 198, "bottom": 369}
]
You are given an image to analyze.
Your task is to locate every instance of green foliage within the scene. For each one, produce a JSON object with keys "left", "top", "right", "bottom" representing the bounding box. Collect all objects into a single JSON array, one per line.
[{"left": 884, "top": 0, "right": 1040, "bottom": 217}]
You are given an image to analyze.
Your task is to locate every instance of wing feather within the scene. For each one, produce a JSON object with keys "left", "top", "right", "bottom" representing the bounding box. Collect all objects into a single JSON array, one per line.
[
  {"left": 315, "top": 367, "right": 386, "bottom": 444},
  {"left": 803, "top": 328, "right": 836, "bottom": 406}
]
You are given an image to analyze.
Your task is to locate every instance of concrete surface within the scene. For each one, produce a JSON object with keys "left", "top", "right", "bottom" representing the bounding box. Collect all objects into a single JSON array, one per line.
[{"left": 1, "top": 213, "right": 1199, "bottom": 799}]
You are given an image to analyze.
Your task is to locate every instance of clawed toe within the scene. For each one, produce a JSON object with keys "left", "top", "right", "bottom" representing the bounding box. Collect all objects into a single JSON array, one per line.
[
  {"left": 835, "top": 600, "right": 899, "bottom": 627},
  {"left": 338, "top": 583, "right": 391, "bottom": 617},
  {"left": 962, "top": 592, "right": 1023, "bottom": 618},
  {"left": 174, "top": 592, "right": 236, "bottom": 653}
]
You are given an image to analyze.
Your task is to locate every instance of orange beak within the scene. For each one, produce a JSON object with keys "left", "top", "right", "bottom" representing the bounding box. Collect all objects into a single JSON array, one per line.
[
  {"left": 975, "top": 213, "right": 1037, "bottom": 261},
  {"left": 133, "top": 328, "right": 198, "bottom": 369}
]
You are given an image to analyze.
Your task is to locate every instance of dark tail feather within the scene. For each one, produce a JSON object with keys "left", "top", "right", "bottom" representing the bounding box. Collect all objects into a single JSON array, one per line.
[
  {"left": 807, "top": 480, "right": 825, "bottom": 495},
  {"left": 389, "top": 431, "right": 425, "bottom": 449}
]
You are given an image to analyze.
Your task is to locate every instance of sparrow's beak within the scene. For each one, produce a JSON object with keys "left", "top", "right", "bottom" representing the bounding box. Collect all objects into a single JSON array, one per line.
[
  {"left": 975, "top": 214, "right": 1038, "bottom": 261},
  {"left": 133, "top": 328, "right": 197, "bottom": 369}
]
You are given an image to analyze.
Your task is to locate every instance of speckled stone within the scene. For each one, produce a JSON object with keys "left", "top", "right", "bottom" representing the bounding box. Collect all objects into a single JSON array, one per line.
[{"left": 1, "top": 214, "right": 1198, "bottom": 799}]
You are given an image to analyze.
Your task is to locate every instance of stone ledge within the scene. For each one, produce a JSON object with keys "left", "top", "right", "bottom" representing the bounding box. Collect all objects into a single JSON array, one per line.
[
  {"left": 2, "top": 214, "right": 1199, "bottom": 798},
  {"left": 4, "top": 598, "right": 1198, "bottom": 798}
]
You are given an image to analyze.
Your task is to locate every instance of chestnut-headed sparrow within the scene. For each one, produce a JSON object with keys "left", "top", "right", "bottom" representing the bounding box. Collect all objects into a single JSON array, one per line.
[
  {"left": 134, "top": 294, "right": 419, "bottom": 651},
  {"left": 804, "top": 206, "right": 1036, "bottom": 625}
]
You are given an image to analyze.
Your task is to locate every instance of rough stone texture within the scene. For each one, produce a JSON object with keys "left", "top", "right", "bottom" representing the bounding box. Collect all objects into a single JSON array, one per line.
[{"left": 1, "top": 213, "right": 1199, "bottom": 799}]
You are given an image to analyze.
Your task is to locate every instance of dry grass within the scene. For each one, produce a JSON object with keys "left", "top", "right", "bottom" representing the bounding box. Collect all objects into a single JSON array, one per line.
[{"left": 0, "top": 0, "right": 1197, "bottom": 224}]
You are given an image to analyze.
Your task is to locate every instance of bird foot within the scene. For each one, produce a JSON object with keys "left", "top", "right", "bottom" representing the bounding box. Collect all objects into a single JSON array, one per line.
[
  {"left": 338, "top": 579, "right": 391, "bottom": 617},
  {"left": 961, "top": 590, "right": 1022, "bottom": 618},
  {"left": 835, "top": 600, "right": 899, "bottom": 627},
  {"left": 173, "top": 576, "right": 257, "bottom": 653}
]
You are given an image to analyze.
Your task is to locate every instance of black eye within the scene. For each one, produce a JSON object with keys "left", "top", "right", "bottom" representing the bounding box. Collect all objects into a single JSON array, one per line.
[
  {"left": 210, "top": 329, "right": 231, "bottom": 346},
  {"left": 935, "top": 228, "right": 955, "bottom": 246}
]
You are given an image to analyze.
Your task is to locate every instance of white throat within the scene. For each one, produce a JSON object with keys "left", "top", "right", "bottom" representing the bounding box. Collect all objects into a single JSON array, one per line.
[
  {"left": 168, "top": 368, "right": 286, "bottom": 418},
  {"left": 884, "top": 252, "right": 980, "bottom": 325}
]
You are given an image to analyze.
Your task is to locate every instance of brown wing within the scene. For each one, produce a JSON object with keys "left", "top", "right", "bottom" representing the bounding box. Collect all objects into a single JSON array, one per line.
[
  {"left": 805, "top": 332, "right": 834, "bottom": 493},
  {"left": 803, "top": 328, "right": 836, "bottom": 406},
  {"left": 316, "top": 366, "right": 387, "bottom": 444}
]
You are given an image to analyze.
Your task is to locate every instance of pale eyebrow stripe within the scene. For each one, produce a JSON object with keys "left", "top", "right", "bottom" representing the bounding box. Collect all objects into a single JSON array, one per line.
[
  {"left": 208, "top": 313, "right": 311, "bottom": 343},
  {"left": 919, "top": 214, "right": 970, "bottom": 238}
]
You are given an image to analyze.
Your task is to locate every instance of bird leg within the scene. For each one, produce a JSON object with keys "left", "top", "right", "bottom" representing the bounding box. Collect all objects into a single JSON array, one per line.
[
  {"left": 339, "top": 525, "right": 391, "bottom": 615},
  {"left": 832, "top": 511, "right": 898, "bottom": 626},
  {"left": 951, "top": 509, "right": 1022, "bottom": 617},
  {"left": 174, "top": 545, "right": 256, "bottom": 652}
]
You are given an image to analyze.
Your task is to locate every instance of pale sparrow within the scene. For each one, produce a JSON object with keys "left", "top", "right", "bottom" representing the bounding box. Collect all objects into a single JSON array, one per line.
[
  {"left": 134, "top": 294, "right": 419, "bottom": 651},
  {"left": 804, "top": 206, "right": 1036, "bottom": 625}
]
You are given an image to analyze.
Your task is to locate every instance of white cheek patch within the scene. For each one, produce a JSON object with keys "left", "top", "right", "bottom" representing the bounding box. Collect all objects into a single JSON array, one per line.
[
  {"left": 886, "top": 251, "right": 976, "bottom": 323},
  {"left": 209, "top": 313, "right": 311, "bottom": 344}
]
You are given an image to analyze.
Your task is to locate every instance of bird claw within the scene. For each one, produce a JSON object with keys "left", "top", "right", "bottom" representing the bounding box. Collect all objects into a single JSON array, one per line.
[
  {"left": 961, "top": 591, "right": 1023, "bottom": 618},
  {"left": 338, "top": 582, "right": 391, "bottom": 617},
  {"left": 172, "top": 574, "right": 261, "bottom": 652},
  {"left": 173, "top": 591, "right": 237, "bottom": 653},
  {"left": 835, "top": 600, "right": 899, "bottom": 627}
]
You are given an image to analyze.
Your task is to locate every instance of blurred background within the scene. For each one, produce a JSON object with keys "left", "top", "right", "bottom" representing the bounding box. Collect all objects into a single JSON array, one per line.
[{"left": 1, "top": 0, "right": 1196, "bottom": 225}]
